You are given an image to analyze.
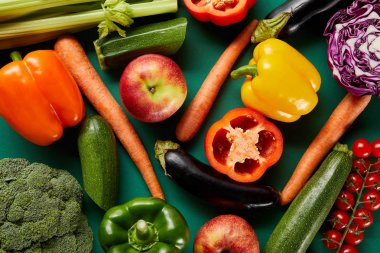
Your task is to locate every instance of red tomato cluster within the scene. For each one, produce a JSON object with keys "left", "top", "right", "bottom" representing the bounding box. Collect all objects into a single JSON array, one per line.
[{"left": 322, "top": 138, "right": 380, "bottom": 252}]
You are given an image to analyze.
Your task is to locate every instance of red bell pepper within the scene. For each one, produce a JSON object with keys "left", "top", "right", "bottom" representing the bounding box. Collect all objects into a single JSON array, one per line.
[
  {"left": 0, "top": 50, "right": 85, "bottom": 146},
  {"left": 183, "top": 0, "right": 256, "bottom": 26},
  {"left": 204, "top": 108, "right": 283, "bottom": 182}
]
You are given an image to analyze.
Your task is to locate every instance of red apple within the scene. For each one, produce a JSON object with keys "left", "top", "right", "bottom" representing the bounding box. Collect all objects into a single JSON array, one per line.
[
  {"left": 119, "top": 54, "right": 187, "bottom": 122},
  {"left": 194, "top": 214, "right": 260, "bottom": 253}
]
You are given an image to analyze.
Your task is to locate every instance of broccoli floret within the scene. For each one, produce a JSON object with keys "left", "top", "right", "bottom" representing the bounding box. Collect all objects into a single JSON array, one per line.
[{"left": 0, "top": 158, "right": 93, "bottom": 252}]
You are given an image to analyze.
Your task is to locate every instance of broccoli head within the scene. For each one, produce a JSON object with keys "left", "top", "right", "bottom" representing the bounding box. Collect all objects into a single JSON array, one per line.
[{"left": 0, "top": 158, "right": 93, "bottom": 252}]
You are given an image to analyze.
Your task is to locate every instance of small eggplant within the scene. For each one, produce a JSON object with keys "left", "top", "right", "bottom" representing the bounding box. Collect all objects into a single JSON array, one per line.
[
  {"left": 154, "top": 140, "right": 280, "bottom": 211},
  {"left": 266, "top": 0, "right": 354, "bottom": 37}
]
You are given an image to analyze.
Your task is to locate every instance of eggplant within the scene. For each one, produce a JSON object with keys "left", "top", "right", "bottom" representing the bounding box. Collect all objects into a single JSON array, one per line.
[
  {"left": 267, "top": 0, "right": 354, "bottom": 37},
  {"left": 154, "top": 140, "right": 280, "bottom": 211}
]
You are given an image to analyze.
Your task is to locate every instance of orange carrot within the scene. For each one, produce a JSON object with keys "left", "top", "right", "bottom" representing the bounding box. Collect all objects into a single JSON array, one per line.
[
  {"left": 54, "top": 35, "right": 164, "bottom": 199},
  {"left": 280, "top": 93, "right": 372, "bottom": 205},
  {"left": 175, "top": 19, "right": 258, "bottom": 142}
]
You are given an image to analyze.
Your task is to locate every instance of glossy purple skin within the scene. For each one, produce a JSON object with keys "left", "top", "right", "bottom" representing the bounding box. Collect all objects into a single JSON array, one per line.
[
  {"left": 324, "top": 0, "right": 380, "bottom": 97},
  {"left": 120, "top": 54, "right": 187, "bottom": 122}
]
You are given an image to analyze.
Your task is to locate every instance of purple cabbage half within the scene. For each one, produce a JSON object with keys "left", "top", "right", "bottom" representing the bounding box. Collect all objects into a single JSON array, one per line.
[{"left": 324, "top": 0, "right": 380, "bottom": 97}]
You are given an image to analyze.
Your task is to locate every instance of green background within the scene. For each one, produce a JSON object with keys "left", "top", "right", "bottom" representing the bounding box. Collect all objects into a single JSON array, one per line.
[{"left": 1, "top": 0, "right": 379, "bottom": 252}]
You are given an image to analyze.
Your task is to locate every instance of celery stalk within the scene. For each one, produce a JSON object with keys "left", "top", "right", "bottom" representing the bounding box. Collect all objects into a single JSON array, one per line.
[
  {"left": 0, "top": 0, "right": 99, "bottom": 21},
  {"left": 0, "top": 0, "right": 178, "bottom": 50}
]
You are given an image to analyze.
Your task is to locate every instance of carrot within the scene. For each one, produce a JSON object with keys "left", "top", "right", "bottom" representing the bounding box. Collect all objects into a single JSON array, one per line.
[
  {"left": 280, "top": 93, "right": 372, "bottom": 205},
  {"left": 175, "top": 19, "right": 258, "bottom": 142},
  {"left": 54, "top": 35, "right": 164, "bottom": 199}
]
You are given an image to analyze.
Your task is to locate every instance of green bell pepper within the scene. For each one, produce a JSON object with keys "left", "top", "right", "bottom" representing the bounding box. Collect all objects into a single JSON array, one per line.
[{"left": 98, "top": 197, "right": 190, "bottom": 252}]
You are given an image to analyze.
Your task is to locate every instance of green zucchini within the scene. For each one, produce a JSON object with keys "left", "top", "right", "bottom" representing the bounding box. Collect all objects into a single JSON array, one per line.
[
  {"left": 78, "top": 115, "right": 119, "bottom": 210},
  {"left": 264, "top": 143, "right": 352, "bottom": 253},
  {"left": 94, "top": 17, "right": 187, "bottom": 70}
]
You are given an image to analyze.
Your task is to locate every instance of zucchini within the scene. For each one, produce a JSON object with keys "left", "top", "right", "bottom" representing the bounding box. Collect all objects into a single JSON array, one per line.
[
  {"left": 94, "top": 17, "right": 187, "bottom": 70},
  {"left": 154, "top": 140, "right": 280, "bottom": 211},
  {"left": 264, "top": 143, "right": 352, "bottom": 253},
  {"left": 78, "top": 115, "right": 119, "bottom": 210}
]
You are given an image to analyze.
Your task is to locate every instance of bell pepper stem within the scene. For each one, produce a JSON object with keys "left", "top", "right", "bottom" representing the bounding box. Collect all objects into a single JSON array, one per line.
[
  {"left": 251, "top": 12, "right": 292, "bottom": 44},
  {"left": 128, "top": 219, "right": 159, "bottom": 251},
  {"left": 135, "top": 219, "right": 151, "bottom": 240},
  {"left": 230, "top": 65, "right": 258, "bottom": 80},
  {"left": 10, "top": 51, "right": 22, "bottom": 61}
]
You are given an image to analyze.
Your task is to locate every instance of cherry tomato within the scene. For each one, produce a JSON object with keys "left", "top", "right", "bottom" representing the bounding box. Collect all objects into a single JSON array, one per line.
[
  {"left": 335, "top": 190, "right": 355, "bottom": 211},
  {"left": 352, "top": 158, "right": 370, "bottom": 176},
  {"left": 365, "top": 173, "right": 380, "bottom": 191},
  {"left": 323, "top": 229, "right": 342, "bottom": 250},
  {"left": 352, "top": 138, "right": 372, "bottom": 158},
  {"left": 353, "top": 207, "right": 374, "bottom": 228},
  {"left": 372, "top": 139, "right": 380, "bottom": 158},
  {"left": 339, "top": 244, "right": 359, "bottom": 253},
  {"left": 344, "top": 225, "right": 364, "bottom": 245},
  {"left": 329, "top": 210, "right": 350, "bottom": 230},
  {"left": 362, "top": 191, "right": 380, "bottom": 211},
  {"left": 344, "top": 173, "right": 363, "bottom": 193}
]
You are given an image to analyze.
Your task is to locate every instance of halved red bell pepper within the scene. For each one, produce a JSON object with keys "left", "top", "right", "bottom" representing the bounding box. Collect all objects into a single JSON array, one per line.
[
  {"left": 183, "top": 0, "right": 256, "bottom": 26},
  {"left": 0, "top": 50, "right": 85, "bottom": 146},
  {"left": 204, "top": 108, "right": 283, "bottom": 182}
]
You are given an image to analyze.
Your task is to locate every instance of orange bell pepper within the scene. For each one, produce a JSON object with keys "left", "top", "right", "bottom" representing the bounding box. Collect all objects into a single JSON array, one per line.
[
  {"left": 204, "top": 108, "right": 283, "bottom": 183},
  {"left": 0, "top": 50, "right": 85, "bottom": 146}
]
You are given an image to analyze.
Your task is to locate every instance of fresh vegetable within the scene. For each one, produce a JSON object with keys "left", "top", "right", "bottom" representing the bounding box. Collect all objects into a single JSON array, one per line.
[
  {"left": 362, "top": 191, "right": 380, "bottom": 211},
  {"left": 279, "top": 0, "right": 379, "bottom": 206},
  {"left": 264, "top": 143, "right": 352, "bottom": 253},
  {"left": 321, "top": 138, "right": 380, "bottom": 252},
  {"left": 255, "top": 0, "right": 354, "bottom": 39},
  {"left": 204, "top": 108, "right": 283, "bottom": 182},
  {"left": 352, "top": 138, "right": 372, "bottom": 158},
  {"left": 280, "top": 93, "right": 371, "bottom": 205},
  {"left": 372, "top": 139, "right": 380, "bottom": 157},
  {"left": 78, "top": 115, "right": 118, "bottom": 210},
  {"left": 0, "top": 50, "right": 84, "bottom": 146},
  {"left": 193, "top": 215, "right": 259, "bottom": 253},
  {"left": 231, "top": 38, "right": 321, "bottom": 122},
  {"left": 0, "top": 0, "right": 99, "bottom": 21},
  {"left": 154, "top": 140, "right": 280, "bottom": 210},
  {"left": 345, "top": 225, "right": 364, "bottom": 245},
  {"left": 120, "top": 54, "right": 187, "bottom": 123},
  {"left": 335, "top": 190, "right": 356, "bottom": 211},
  {"left": 175, "top": 19, "right": 258, "bottom": 142},
  {"left": 323, "top": 229, "right": 342, "bottom": 250},
  {"left": 324, "top": 0, "right": 380, "bottom": 97},
  {"left": 365, "top": 173, "right": 380, "bottom": 191},
  {"left": 329, "top": 210, "right": 350, "bottom": 230},
  {"left": 340, "top": 245, "right": 359, "bottom": 253},
  {"left": 0, "top": 158, "right": 93, "bottom": 252},
  {"left": 353, "top": 208, "right": 373, "bottom": 228},
  {"left": 0, "top": 0, "right": 178, "bottom": 49},
  {"left": 94, "top": 17, "right": 188, "bottom": 70},
  {"left": 345, "top": 173, "right": 364, "bottom": 193},
  {"left": 98, "top": 197, "right": 189, "bottom": 252},
  {"left": 183, "top": 0, "right": 256, "bottom": 26},
  {"left": 55, "top": 35, "right": 164, "bottom": 199}
]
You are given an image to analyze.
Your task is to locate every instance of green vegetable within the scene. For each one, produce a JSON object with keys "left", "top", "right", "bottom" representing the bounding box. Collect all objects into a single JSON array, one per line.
[
  {"left": 0, "top": 158, "right": 93, "bottom": 252},
  {"left": 94, "top": 17, "right": 187, "bottom": 69},
  {"left": 0, "top": 0, "right": 178, "bottom": 50},
  {"left": 78, "top": 115, "right": 119, "bottom": 210},
  {"left": 98, "top": 197, "right": 190, "bottom": 252},
  {"left": 264, "top": 143, "right": 352, "bottom": 253}
]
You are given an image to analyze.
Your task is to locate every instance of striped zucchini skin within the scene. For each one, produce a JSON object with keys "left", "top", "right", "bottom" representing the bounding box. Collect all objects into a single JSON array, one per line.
[
  {"left": 264, "top": 144, "right": 352, "bottom": 253},
  {"left": 94, "top": 17, "right": 187, "bottom": 70}
]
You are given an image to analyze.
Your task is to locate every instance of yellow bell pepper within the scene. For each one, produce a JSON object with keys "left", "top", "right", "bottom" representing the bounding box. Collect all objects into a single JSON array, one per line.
[{"left": 231, "top": 38, "right": 321, "bottom": 122}]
